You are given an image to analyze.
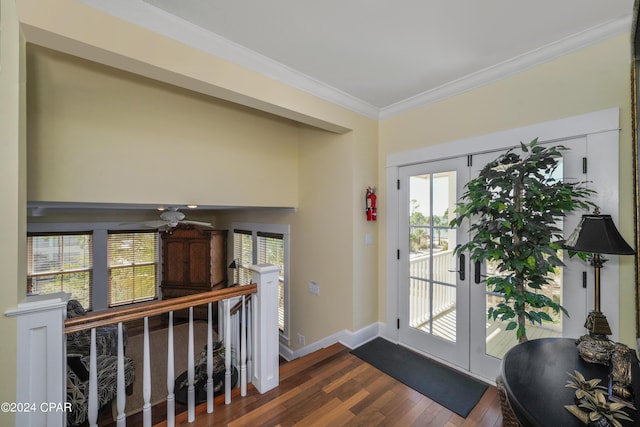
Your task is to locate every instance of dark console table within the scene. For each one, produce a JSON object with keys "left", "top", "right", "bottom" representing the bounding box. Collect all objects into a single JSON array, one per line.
[{"left": 501, "top": 338, "right": 639, "bottom": 427}]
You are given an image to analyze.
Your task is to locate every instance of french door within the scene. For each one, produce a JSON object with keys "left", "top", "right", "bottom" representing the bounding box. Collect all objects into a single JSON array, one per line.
[
  {"left": 398, "top": 138, "right": 589, "bottom": 380},
  {"left": 398, "top": 156, "right": 470, "bottom": 368},
  {"left": 467, "top": 138, "right": 588, "bottom": 377}
]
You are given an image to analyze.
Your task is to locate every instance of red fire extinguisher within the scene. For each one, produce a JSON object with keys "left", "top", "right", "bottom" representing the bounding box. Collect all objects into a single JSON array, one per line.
[{"left": 366, "top": 187, "right": 377, "bottom": 221}]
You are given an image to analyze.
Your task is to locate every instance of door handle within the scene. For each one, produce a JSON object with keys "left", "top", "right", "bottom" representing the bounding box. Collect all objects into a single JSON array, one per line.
[
  {"left": 474, "top": 260, "right": 481, "bottom": 284},
  {"left": 448, "top": 253, "right": 465, "bottom": 281},
  {"left": 457, "top": 253, "right": 465, "bottom": 281}
]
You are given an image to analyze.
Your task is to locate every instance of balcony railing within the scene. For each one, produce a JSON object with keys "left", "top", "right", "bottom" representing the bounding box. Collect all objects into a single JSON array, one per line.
[{"left": 409, "top": 250, "right": 455, "bottom": 329}]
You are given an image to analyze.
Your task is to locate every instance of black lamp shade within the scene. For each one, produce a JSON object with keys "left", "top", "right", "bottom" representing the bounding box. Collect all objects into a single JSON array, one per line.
[
  {"left": 564, "top": 214, "right": 635, "bottom": 255},
  {"left": 228, "top": 260, "right": 238, "bottom": 269}
]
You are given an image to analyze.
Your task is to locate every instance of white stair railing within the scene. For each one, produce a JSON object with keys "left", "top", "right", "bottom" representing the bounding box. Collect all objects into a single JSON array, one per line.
[{"left": 8, "top": 266, "right": 279, "bottom": 427}]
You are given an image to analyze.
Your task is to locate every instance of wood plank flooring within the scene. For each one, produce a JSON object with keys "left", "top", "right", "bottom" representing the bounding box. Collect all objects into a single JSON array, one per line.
[{"left": 143, "top": 343, "right": 504, "bottom": 427}]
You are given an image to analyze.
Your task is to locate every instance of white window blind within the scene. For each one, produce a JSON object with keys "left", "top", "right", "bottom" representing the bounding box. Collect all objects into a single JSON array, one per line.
[
  {"left": 27, "top": 233, "right": 93, "bottom": 309},
  {"left": 232, "top": 223, "right": 289, "bottom": 337},
  {"left": 233, "top": 229, "right": 253, "bottom": 285},
  {"left": 257, "top": 232, "right": 284, "bottom": 275},
  {"left": 108, "top": 231, "right": 158, "bottom": 307},
  {"left": 257, "top": 232, "right": 285, "bottom": 331}
]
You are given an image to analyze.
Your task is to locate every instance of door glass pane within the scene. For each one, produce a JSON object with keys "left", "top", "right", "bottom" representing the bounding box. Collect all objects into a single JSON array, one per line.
[
  {"left": 409, "top": 171, "right": 458, "bottom": 342},
  {"left": 484, "top": 160, "right": 564, "bottom": 359}
]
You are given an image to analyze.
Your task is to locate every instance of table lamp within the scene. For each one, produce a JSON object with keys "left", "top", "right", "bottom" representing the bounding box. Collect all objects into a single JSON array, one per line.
[{"left": 563, "top": 209, "right": 635, "bottom": 364}]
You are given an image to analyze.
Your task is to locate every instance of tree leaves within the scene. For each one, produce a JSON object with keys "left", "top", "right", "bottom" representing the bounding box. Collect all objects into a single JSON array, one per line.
[{"left": 452, "top": 139, "right": 596, "bottom": 341}]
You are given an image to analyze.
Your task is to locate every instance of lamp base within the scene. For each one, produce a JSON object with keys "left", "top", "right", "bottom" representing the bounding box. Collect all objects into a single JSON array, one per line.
[
  {"left": 584, "top": 310, "right": 612, "bottom": 336},
  {"left": 576, "top": 334, "right": 615, "bottom": 365}
]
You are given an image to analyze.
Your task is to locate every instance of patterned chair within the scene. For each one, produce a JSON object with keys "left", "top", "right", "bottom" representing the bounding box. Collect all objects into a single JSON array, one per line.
[
  {"left": 66, "top": 300, "right": 136, "bottom": 426},
  {"left": 66, "top": 299, "right": 125, "bottom": 357}
]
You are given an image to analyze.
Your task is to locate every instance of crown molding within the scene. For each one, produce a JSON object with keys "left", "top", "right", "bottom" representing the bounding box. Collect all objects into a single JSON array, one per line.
[
  {"left": 79, "top": 1, "right": 632, "bottom": 122},
  {"left": 379, "top": 15, "right": 633, "bottom": 120}
]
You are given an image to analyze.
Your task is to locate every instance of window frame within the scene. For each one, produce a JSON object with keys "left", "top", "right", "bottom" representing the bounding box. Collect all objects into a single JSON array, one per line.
[
  {"left": 107, "top": 230, "right": 159, "bottom": 307},
  {"left": 27, "top": 231, "right": 94, "bottom": 309},
  {"left": 232, "top": 222, "right": 290, "bottom": 344},
  {"left": 27, "top": 222, "right": 162, "bottom": 312}
]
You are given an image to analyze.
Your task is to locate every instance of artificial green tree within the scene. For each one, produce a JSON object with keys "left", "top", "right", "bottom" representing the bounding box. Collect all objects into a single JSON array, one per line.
[{"left": 451, "top": 139, "right": 595, "bottom": 342}]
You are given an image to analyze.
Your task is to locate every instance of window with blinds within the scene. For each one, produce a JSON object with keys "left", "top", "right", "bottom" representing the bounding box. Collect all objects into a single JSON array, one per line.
[
  {"left": 258, "top": 232, "right": 285, "bottom": 332},
  {"left": 108, "top": 231, "right": 158, "bottom": 307},
  {"left": 234, "top": 228, "right": 285, "bottom": 331},
  {"left": 27, "top": 233, "right": 93, "bottom": 309},
  {"left": 257, "top": 232, "right": 284, "bottom": 277},
  {"left": 233, "top": 229, "right": 253, "bottom": 285}
]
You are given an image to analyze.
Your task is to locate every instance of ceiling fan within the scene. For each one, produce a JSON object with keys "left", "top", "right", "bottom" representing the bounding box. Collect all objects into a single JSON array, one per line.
[{"left": 136, "top": 207, "right": 213, "bottom": 230}]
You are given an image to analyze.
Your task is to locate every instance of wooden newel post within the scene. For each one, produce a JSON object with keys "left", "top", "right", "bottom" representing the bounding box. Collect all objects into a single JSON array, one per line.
[{"left": 250, "top": 264, "right": 280, "bottom": 393}]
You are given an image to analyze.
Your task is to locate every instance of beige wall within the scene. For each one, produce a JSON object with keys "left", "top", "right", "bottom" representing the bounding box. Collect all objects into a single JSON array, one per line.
[
  {"left": 379, "top": 33, "right": 636, "bottom": 347},
  {"left": 25, "top": 43, "right": 380, "bottom": 352},
  {"left": 0, "top": 1, "right": 25, "bottom": 424},
  {"left": 27, "top": 45, "right": 301, "bottom": 208},
  {"left": 13, "top": 2, "right": 380, "bottom": 360},
  {"left": 215, "top": 117, "right": 380, "bottom": 348}
]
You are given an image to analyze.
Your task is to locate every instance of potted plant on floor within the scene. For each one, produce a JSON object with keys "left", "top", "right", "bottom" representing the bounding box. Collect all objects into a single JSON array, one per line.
[{"left": 451, "top": 139, "right": 595, "bottom": 342}]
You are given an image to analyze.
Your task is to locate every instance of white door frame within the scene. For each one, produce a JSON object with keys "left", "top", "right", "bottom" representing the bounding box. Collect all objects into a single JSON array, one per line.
[
  {"left": 398, "top": 157, "right": 470, "bottom": 369},
  {"left": 384, "top": 108, "right": 621, "bottom": 382}
]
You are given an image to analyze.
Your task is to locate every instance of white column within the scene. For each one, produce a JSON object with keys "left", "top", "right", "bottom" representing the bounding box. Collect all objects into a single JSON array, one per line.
[
  {"left": 4, "top": 293, "right": 69, "bottom": 427},
  {"left": 250, "top": 264, "right": 280, "bottom": 393}
]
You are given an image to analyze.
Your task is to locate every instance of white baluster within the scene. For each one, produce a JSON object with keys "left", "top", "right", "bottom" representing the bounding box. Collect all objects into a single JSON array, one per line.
[
  {"left": 412, "top": 280, "right": 417, "bottom": 325},
  {"left": 224, "top": 299, "right": 232, "bottom": 404},
  {"left": 246, "top": 297, "right": 253, "bottom": 383},
  {"left": 240, "top": 295, "right": 247, "bottom": 396},
  {"left": 232, "top": 310, "right": 239, "bottom": 368},
  {"left": 188, "top": 307, "right": 195, "bottom": 422},
  {"left": 143, "top": 316, "right": 152, "bottom": 427},
  {"left": 166, "top": 312, "right": 175, "bottom": 427},
  {"left": 206, "top": 302, "right": 214, "bottom": 413},
  {"left": 116, "top": 322, "right": 126, "bottom": 427},
  {"left": 88, "top": 328, "right": 98, "bottom": 427},
  {"left": 415, "top": 280, "right": 419, "bottom": 325}
]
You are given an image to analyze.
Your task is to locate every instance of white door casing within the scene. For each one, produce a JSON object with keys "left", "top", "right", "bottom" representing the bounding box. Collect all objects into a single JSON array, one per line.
[{"left": 385, "top": 108, "right": 621, "bottom": 382}]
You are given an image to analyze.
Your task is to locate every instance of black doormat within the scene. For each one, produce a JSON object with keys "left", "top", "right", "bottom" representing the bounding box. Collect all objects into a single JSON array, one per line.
[{"left": 351, "top": 338, "right": 488, "bottom": 418}]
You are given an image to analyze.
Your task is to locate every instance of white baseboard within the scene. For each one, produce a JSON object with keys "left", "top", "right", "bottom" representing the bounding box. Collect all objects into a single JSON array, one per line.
[
  {"left": 280, "top": 322, "right": 383, "bottom": 361},
  {"left": 278, "top": 322, "right": 495, "bottom": 386}
]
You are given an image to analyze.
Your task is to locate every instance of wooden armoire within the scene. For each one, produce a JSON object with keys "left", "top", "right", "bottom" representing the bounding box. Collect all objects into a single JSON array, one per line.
[{"left": 160, "top": 225, "right": 227, "bottom": 319}]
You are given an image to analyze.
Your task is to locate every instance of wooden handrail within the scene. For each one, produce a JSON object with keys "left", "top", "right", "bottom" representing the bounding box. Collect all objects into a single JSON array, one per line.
[{"left": 64, "top": 284, "right": 257, "bottom": 334}]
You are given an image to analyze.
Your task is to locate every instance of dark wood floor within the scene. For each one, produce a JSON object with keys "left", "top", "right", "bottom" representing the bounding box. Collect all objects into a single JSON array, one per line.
[{"left": 100, "top": 342, "right": 503, "bottom": 427}]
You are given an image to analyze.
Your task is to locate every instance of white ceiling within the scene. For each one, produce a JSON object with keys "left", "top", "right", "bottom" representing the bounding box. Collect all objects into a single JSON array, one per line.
[{"left": 85, "top": 0, "right": 635, "bottom": 118}]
